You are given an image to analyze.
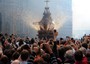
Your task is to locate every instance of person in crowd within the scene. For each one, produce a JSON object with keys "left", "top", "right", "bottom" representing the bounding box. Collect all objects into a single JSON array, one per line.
[
  {"left": 64, "top": 50, "right": 75, "bottom": 63},
  {"left": 19, "top": 50, "right": 30, "bottom": 64},
  {"left": 0, "top": 33, "right": 90, "bottom": 64},
  {"left": 74, "top": 50, "right": 88, "bottom": 64}
]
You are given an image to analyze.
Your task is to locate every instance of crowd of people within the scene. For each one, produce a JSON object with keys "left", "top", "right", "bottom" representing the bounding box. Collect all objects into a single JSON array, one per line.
[{"left": 0, "top": 33, "right": 90, "bottom": 64}]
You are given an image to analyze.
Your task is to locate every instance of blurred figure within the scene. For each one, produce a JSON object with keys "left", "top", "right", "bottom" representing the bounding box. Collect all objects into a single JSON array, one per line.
[
  {"left": 74, "top": 50, "right": 88, "bottom": 64},
  {"left": 64, "top": 50, "right": 75, "bottom": 63},
  {"left": 11, "top": 60, "right": 20, "bottom": 64},
  {"left": 53, "top": 30, "right": 58, "bottom": 41}
]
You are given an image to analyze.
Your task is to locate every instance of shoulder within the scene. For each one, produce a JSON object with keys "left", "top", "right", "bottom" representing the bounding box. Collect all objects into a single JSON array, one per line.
[{"left": 82, "top": 57, "right": 88, "bottom": 64}]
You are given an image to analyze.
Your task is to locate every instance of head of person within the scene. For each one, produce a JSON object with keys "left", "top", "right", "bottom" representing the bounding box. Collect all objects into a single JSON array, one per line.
[
  {"left": 20, "top": 50, "right": 29, "bottom": 61},
  {"left": 12, "top": 52, "right": 20, "bottom": 60},
  {"left": 0, "top": 55, "right": 9, "bottom": 64},
  {"left": 82, "top": 43, "right": 88, "bottom": 49},
  {"left": 74, "top": 50, "right": 83, "bottom": 61},
  {"left": 64, "top": 50, "right": 74, "bottom": 60},
  {"left": 79, "top": 47, "right": 86, "bottom": 55}
]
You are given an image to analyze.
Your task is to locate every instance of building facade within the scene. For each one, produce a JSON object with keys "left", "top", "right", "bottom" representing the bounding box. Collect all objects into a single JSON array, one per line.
[{"left": 0, "top": 13, "right": 2, "bottom": 32}]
